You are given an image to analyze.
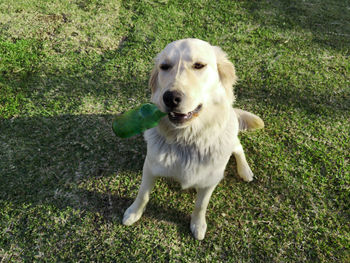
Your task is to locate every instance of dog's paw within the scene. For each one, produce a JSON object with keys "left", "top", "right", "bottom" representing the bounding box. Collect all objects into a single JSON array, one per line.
[
  {"left": 190, "top": 219, "right": 207, "bottom": 240},
  {"left": 122, "top": 206, "right": 143, "bottom": 226},
  {"left": 237, "top": 164, "right": 254, "bottom": 182}
]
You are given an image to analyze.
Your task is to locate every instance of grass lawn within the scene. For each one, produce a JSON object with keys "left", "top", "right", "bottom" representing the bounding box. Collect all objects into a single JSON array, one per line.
[{"left": 0, "top": 0, "right": 349, "bottom": 261}]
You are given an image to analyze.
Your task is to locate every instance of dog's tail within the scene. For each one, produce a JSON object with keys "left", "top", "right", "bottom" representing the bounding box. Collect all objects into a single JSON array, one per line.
[{"left": 234, "top": 108, "right": 264, "bottom": 131}]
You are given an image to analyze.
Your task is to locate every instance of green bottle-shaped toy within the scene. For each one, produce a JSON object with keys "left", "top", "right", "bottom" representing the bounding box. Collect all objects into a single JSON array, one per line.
[{"left": 112, "top": 103, "right": 167, "bottom": 138}]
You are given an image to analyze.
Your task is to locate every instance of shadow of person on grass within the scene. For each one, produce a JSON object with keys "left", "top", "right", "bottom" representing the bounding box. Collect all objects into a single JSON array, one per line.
[{"left": 0, "top": 113, "right": 193, "bottom": 235}]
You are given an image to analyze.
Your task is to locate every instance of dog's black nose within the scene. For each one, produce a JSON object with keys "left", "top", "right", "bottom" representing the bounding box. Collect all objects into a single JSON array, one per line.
[{"left": 163, "top": 90, "right": 183, "bottom": 109}]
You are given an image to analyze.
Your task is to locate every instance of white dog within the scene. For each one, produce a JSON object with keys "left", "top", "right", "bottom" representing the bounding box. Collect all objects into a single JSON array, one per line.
[{"left": 122, "top": 38, "right": 264, "bottom": 240}]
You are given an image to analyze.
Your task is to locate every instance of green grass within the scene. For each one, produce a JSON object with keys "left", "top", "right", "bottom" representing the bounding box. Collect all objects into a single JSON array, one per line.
[{"left": 0, "top": 0, "right": 349, "bottom": 261}]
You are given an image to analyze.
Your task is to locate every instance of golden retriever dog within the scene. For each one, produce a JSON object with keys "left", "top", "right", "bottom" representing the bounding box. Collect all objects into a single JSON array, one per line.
[{"left": 122, "top": 38, "right": 264, "bottom": 240}]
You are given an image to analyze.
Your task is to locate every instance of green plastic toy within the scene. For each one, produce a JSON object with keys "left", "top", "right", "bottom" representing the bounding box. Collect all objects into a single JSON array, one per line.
[{"left": 112, "top": 103, "right": 167, "bottom": 138}]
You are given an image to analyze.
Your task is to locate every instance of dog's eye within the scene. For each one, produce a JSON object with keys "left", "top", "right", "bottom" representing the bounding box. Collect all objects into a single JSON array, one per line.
[
  {"left": 160, "top": 64, "right": 171, "bottom": 71},
  {"left": 193, "top": 62, "right": 206, "bottom": 70}
]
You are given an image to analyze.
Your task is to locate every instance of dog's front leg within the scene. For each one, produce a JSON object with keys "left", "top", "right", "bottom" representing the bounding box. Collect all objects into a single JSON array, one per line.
[
  {"left": 233, "top": 142, "right": 253, "bottom": 182},
  {"left": 123, "top": 162, "right": 155, "bottom": 226},
  {"left": 190, "top": 184, "right": 217, "bottom": 240}
]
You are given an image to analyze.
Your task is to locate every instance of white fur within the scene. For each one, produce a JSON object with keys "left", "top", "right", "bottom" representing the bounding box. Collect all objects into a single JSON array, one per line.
[{"left": 123, "top": 39, "right": 263, "bottom": 240}]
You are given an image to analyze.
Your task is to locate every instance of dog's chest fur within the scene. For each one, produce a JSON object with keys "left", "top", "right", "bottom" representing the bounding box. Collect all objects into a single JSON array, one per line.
[{"left": 144, "top": 111, "right": 239, "bottom": 189}]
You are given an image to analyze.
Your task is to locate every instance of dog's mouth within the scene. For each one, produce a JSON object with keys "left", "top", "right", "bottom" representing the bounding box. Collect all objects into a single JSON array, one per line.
[{"left": 168, "top": 104, "right": 202, "bottom": 124}]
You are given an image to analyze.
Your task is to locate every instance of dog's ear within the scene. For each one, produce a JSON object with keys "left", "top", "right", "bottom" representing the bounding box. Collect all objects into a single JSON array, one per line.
[
  {"left": 149, "top": 64, "right": 159, "bottom": 93},
  {"left": 213, "top": 46, "right": 237, "bottom": 103},
  {"left": 149, "top": 53, "right": 161, "bottom": 93}
]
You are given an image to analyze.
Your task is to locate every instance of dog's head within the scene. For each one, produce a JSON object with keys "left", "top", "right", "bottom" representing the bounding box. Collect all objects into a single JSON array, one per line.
[{"left": 150, "top": 38, "right": 237, "bottom": 127}]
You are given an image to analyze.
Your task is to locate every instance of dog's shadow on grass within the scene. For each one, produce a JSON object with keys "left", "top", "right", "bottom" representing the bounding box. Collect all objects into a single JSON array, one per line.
[
  {"left": 0, "top": 113, "right": 192, "bottom": 235},
  {"left": 75, "top": 184, "right": 192, "bottom": 235}
]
